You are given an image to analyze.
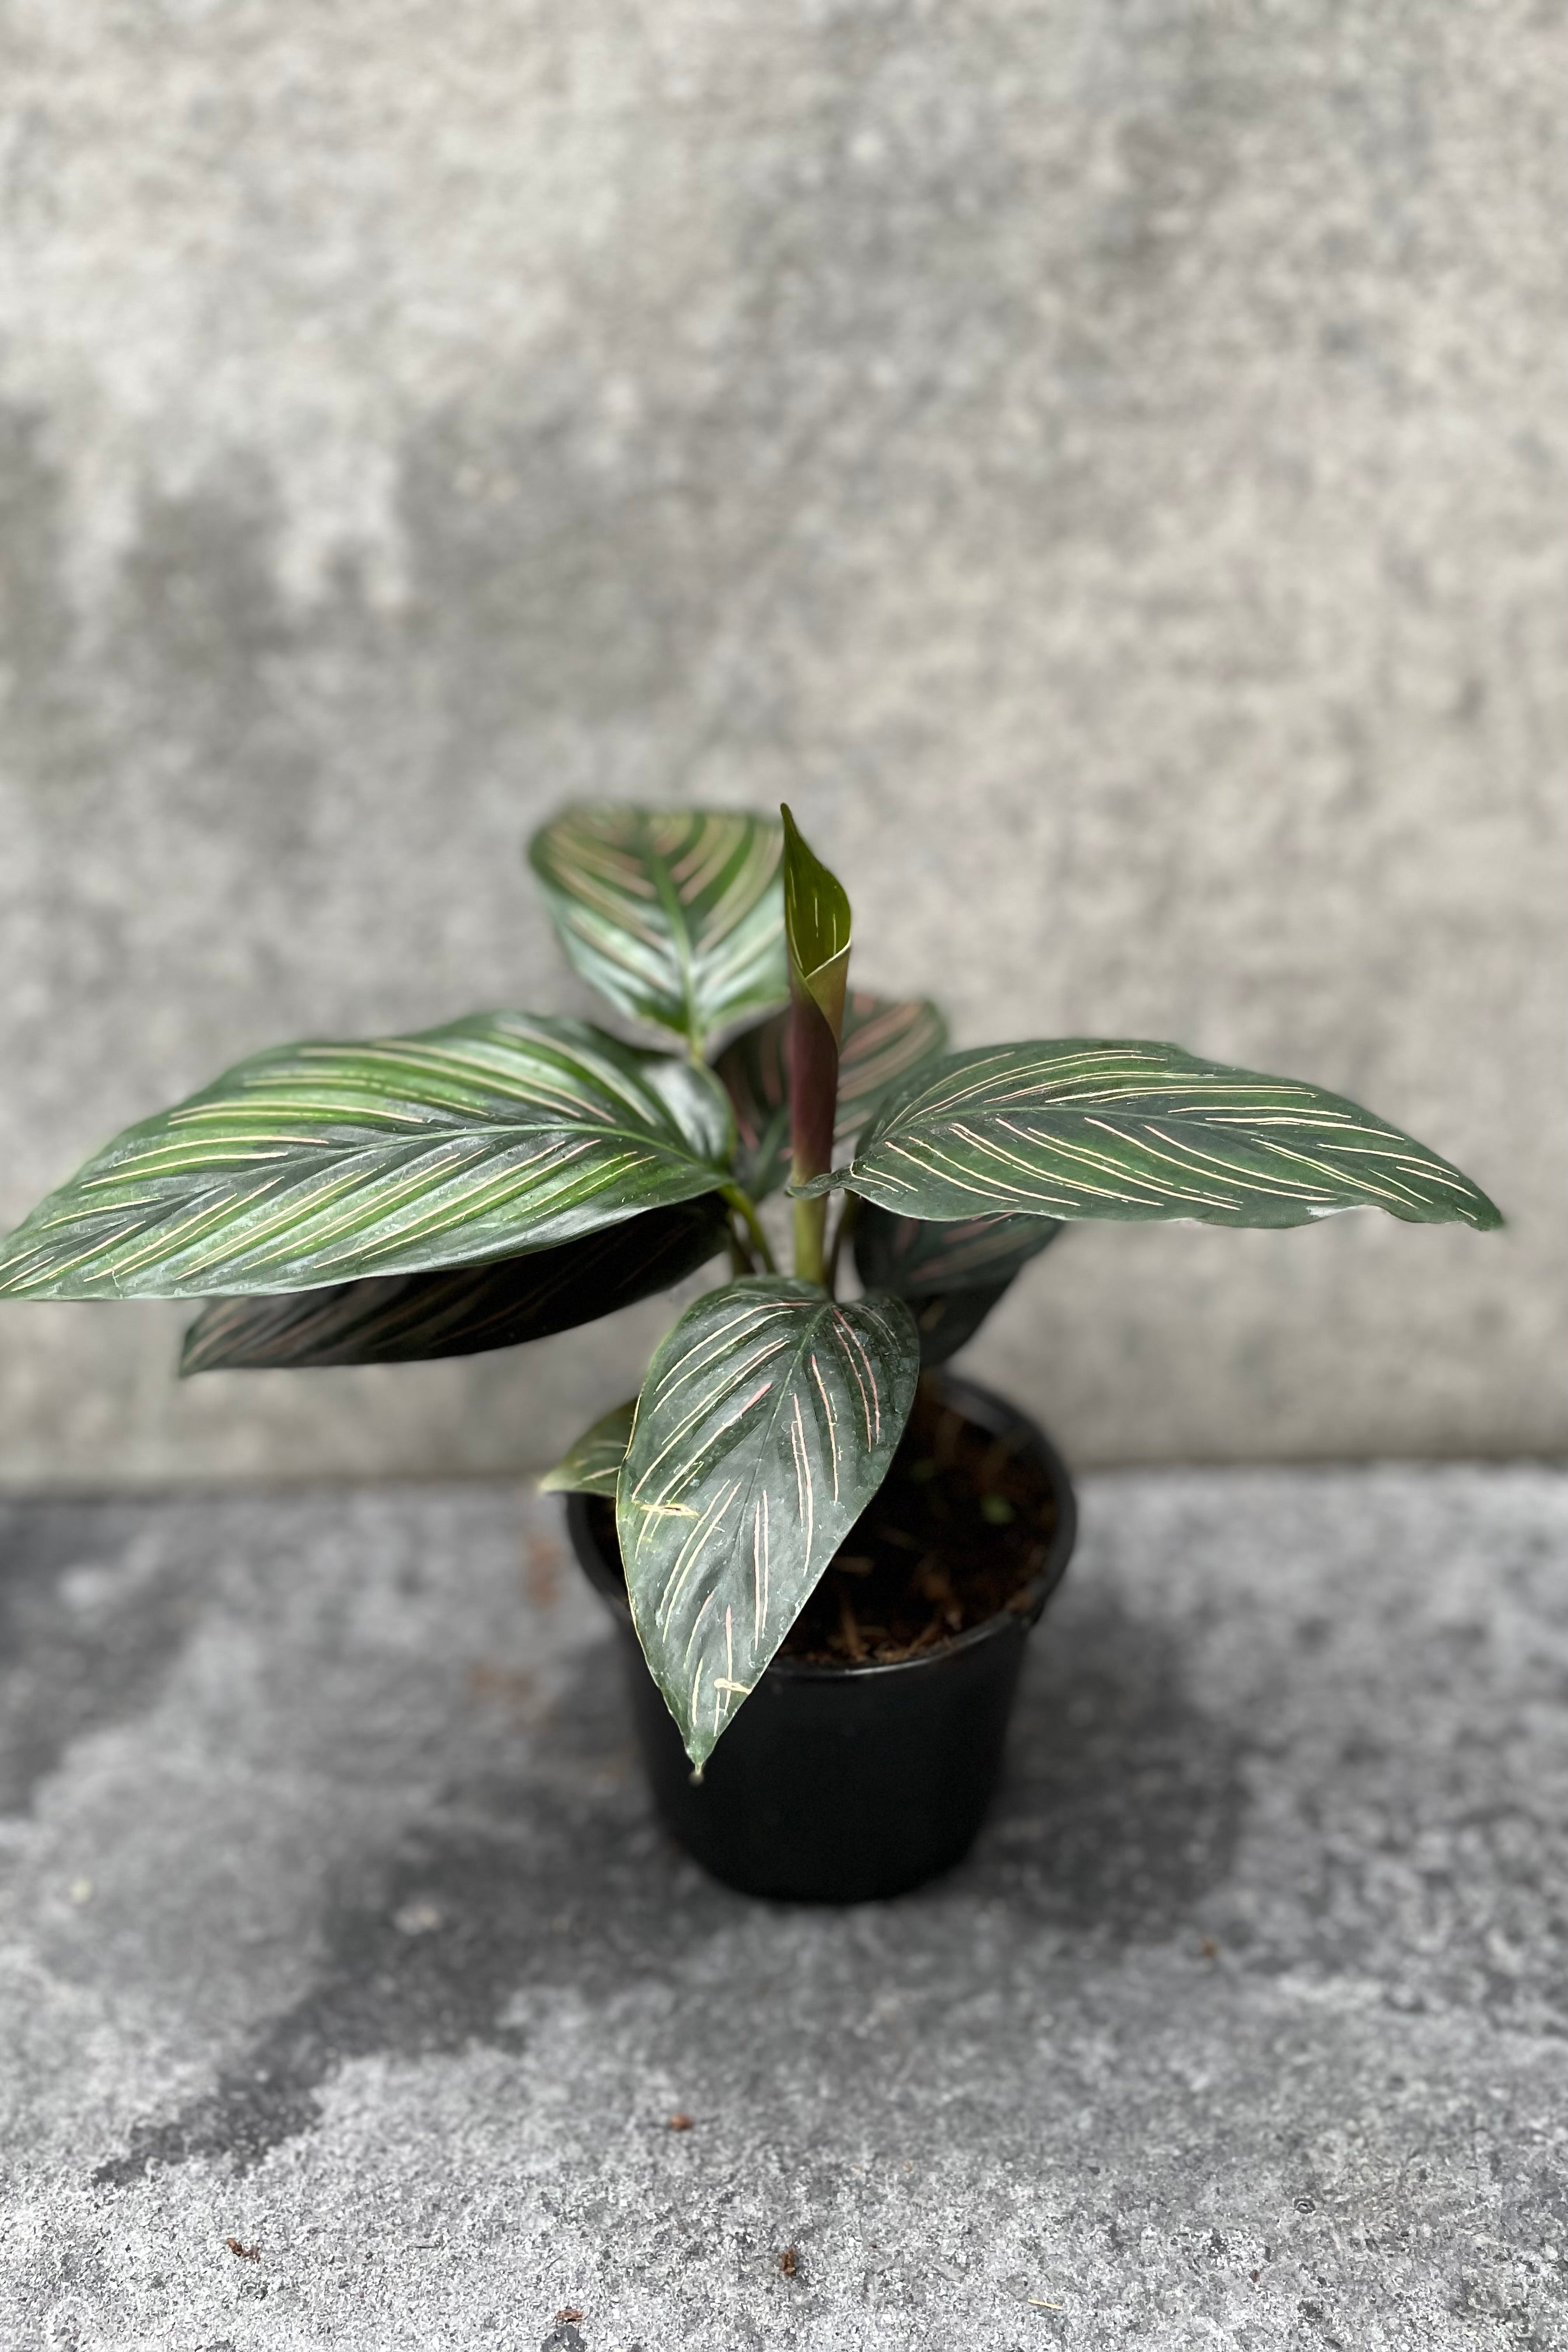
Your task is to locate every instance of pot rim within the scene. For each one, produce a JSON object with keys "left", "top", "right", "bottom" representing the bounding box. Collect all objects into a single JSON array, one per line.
[{"left": 564, "top": 1369, "right": 1077, "bottom": 1684}]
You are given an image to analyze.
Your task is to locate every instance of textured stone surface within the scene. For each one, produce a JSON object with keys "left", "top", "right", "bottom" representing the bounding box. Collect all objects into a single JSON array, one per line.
[
  {"left": 4, "top": 1467, "right": 1568, "bottom": 2347},
  {"left": 1, "top": 0, "right": 1564, "bottom": 1481}
]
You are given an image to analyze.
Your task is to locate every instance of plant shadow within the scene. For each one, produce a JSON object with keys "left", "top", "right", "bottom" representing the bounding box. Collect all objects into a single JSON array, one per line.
[
  {"left": 93, "top": 1580, "right": 1248, "bottom": 2186},
  {"left": 972, "top": 1581, "right": 1252, "bottom": 1938}
]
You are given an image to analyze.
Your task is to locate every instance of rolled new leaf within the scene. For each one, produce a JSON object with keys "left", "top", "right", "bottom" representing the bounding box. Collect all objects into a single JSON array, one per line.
[
  {"left": 716, "top": 990, "right": 947, "bottom": 1200},
  {"left": 539, "top": 1399, "right": 637, "bottom": 1496},
  {"left": 181, "top": 1198, "right": 728, "bottom": 1372},
  {"left": 803, "top": 1041, "right": 1502, "bottom": 1232},
  {"left": 618, "top": 1276, "right": 920, "bottom": 1766},
  {"left": 780, "top": 806, "right": 851, "bottom": 1041},
  {"left": 528, "top": 806, "right": 787, "bottom": 1050},
  {"left": 780, "top": 807, "right": 852, "bottom": 1284},
  {"left": 853, "top": 1202, "right": 1063, "bottom": 1368},
  {"left": 0, "top": 1015, "right": 734, "bottom": 1301}
]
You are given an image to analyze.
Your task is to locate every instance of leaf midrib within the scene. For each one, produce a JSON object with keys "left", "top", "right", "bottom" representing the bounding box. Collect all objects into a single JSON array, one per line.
[
  {"left": 715, "top": 1300, "right": 845, "bottom": 1578},
  {"left": 637, "top": 816, "right": 704, "bottom": 1041}
]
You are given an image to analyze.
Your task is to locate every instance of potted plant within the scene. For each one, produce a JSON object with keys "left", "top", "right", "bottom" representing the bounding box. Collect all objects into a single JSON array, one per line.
[{"left": 0, "top": 806, "right": 1500, "bottom": 1902}]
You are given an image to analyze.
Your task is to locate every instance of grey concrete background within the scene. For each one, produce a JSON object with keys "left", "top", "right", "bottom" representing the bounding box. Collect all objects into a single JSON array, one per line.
[
  {"left": 1, "top": 0, "right": 1563, "bottom": 1485},
  {"left": 4, "top": 1467, "right": 1568, "bottom": 2347}
]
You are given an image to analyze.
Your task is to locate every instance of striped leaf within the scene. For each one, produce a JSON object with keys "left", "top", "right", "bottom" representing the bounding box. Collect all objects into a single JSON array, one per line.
[
  {"left": 528, "top": 806, "right": 786, "bottom": 1048},
  {"left": 180, "top": 1198, "right": 728, "bottom": 1373},
  {"left": 618, "top": 1277, "right": 920, "bottom": 1766},
  {"left": 539, "top": 1399, "right": 637, "bottom": 1497},
  {"left": 0, "top": 1016, "right": 734, "bottom": 1302},
  {"left": 853, "top": 1202, "right": 1062, "bottom": 1368},
  {"left": 804, "top": 1041, "right": 1502, "bottom": 1232},
  {"left": 715, "top": 991, "right": 948, "bottom": 1199}
]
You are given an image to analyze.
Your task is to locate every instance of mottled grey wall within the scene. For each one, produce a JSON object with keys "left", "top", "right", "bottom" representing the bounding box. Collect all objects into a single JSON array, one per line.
[{"left": 1, "top": 0, "right": 1563, "bottom": 1484}]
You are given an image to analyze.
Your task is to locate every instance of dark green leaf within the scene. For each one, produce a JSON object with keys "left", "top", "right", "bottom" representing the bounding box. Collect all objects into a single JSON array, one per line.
[
  {"left": 853, "top": 1201, "right": 1062, "bottom": 1294},
  {"left": 618, "top": 1276, "right": 920, "bottom": 1766},
  {"left": 804, "top": 1040, "right": 1503, "bottom": 1232},
  {"left": 528, "top": 805, "right": 786, "bottom": 1048},
  {"left": 539, "top": 1399, "right": 637, "bottom": 1496},
  {"left": 180, "top": 1198, "right": 728, "bottom": 1372},
  {"left": 0, "top": 1015, "right": 734, "bottom": 1301},
  {"left": 899, "top": 1283, "right": 1014, "bottom": 1369},
  {"left": 853, "top": 1202, "right": 1063, "bottom": 1368},
  {"left": 715, "top": 991, "right": 948, "bottom": 1199}
]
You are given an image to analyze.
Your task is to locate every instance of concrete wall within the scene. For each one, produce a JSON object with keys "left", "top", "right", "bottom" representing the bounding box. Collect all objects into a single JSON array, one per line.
[{"left": 1, "top": 0, "right": 1563, "bottom": 1485}]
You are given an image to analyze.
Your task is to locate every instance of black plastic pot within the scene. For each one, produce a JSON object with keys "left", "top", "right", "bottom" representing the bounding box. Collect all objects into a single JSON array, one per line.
[{"left": 565, "top": 1372, "right": 1076, "bottom": 1903}]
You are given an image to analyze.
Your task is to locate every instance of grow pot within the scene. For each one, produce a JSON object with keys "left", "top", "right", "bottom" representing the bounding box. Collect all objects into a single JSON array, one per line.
[{"left": 565, "top": 1371, "right": 1076, "bottom": 1903}]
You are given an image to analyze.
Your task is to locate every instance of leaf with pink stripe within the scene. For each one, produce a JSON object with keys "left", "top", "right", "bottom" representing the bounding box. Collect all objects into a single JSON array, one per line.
[{"left": 617, "top": 1276, "right": 919, "bottom": 1765}]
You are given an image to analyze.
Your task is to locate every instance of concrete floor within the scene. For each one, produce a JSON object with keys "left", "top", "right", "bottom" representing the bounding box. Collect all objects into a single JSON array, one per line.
[{"left": 3, "top": 1464, "right": 1567, "bottom": 2349}]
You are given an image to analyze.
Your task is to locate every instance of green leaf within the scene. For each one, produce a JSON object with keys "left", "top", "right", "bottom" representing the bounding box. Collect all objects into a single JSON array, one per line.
[
  {"left": 539, "top": 1399, "right": 637, "bottom": 1496},
  {"left": 853, "top": 1202, "right": 1063, "bottom": 1368},
  {"left": 854, "top": 1203, "right": 1064, "bottom": 1293},
  {"left": 804, "top": 1040, "right": 1503, "bottom": 1232},
  {"left": 0, "top": 1015, "right": 734, "bottom": 1302},
  {"left": 780, "top": 806, "right": 851, "bottom": 1039},
  {"left": 180, "top": 1197, "right": 728, "bottom": 1373},
  {"left": 715, "top": 991, "right": 948, "bottom": 1199},
  {"left": 779, "top": 809, "right": 853, "bottom": 1283},
  {"left": 617, "top": 1276, "right": 920, "bottom": 1766},
  {"left": 528, "top": 805, "right": 786, "bottom": 1048},
  {"left": 897, "top": 1283, "right": 1016, "bottom": 1370}
]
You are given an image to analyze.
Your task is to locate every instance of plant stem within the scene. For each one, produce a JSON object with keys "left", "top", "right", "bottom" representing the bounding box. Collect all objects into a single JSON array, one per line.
[
  {"left": 792, "top": 1193, "right": 828, "bottom": 1290},
  {"left": 786, "top": 979, "right": 838, "bottom": 1290},
  {"left": 825, "top": 1188, "right": 859, "bottom": 1292},
  {"left": 722, "top": 1185, "right": 776, "bottom": 1275}
]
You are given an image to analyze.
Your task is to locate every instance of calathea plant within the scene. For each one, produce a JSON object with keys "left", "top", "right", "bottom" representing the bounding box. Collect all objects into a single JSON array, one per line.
[{"left": 0, "top": 807, "right": 1500, "bottom": 1770}]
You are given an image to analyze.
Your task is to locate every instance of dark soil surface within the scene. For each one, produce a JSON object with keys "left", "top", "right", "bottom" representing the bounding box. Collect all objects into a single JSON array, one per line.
[{"left": 586, "top": 1378, "right": 1060, "bottom": 1668}]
